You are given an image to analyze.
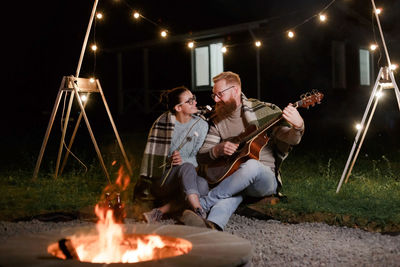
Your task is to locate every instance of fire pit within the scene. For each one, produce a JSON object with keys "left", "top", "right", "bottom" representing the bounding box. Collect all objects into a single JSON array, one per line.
[{"left": 0, "top": 223, "right": 252, "bottom": 266}]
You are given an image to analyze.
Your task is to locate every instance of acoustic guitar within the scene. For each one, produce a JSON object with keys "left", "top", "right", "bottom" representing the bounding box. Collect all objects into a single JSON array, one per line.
[{"left": 203, "top": 90, "right": 324, "bottom": 184}]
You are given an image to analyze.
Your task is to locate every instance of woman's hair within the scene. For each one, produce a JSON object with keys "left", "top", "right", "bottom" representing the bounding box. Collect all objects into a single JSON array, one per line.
[{"left": 159, "top": 86, "right": 189, "bottom": 112}]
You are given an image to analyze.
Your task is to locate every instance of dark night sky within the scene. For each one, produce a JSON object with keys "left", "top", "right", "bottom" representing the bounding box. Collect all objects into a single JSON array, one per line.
[{"left": 3, "top": 0, "right": 400, "bottom": 141}]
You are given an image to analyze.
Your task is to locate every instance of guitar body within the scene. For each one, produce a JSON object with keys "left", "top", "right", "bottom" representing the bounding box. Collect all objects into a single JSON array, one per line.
[{"left": 204, "top": 128, "right": 271, "bottom": 184}]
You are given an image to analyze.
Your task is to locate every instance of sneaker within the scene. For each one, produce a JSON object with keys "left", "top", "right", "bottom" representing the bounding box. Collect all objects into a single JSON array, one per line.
[
  {"left": 194, "top": 207, "right": 207, "bottom": 219},
  {"left": 143, "top": 208, "right": 163, "bottom": 223},
  {"left": 180, "top": 209, "right": 208, "bottom": 228}
]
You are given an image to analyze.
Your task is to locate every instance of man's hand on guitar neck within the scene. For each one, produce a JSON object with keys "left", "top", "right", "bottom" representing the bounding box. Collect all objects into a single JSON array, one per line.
[
  {"left": 282, "top": 104, "right": 304, "bottom": 130},
  {"left": 212, "top": 141, "right": 239, "bottom": 158},
  {"left": 171, "top": 150, "right": 183, "bottom": 165}
]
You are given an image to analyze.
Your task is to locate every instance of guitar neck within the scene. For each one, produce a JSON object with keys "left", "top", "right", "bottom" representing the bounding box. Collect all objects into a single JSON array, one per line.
[{"left": 239, "top": 99, "right": 302, "bottom": 144}]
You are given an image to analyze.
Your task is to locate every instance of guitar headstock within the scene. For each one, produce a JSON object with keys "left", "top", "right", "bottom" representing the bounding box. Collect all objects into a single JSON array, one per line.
[{"left": 296, "top": 90, "right": 324, "bottom": 109}]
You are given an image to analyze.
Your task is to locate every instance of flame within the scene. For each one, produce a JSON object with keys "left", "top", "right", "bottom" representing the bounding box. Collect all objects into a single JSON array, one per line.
[{"left": 48, "top": 166, "right": 192, "bottom": 263}]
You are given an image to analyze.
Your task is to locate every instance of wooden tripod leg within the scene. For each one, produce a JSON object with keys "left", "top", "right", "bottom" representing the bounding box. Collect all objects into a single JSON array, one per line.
[
  {"left": 33, "top": 79, "right": 66, "bottom": 180},
  {"left": 389, "top": 70, "right": 400, "bottom": 112},
  {"left": 59, "top": 98, "right": 89, "bottom": 176},
  {"left": 72, "top": 83, "right": 111, "bottom": 183},
  {"left": 344, "top": 87, "right": 382, "bottom": 184},
  {"left": 336, "top": 68, "right": 383, "bottom": 193},
  {"left": 97, "top": 80, "right": 133, "bottom": 176},
  {"left": 54, "top": 90, "right": 75, "bottom": 179}
]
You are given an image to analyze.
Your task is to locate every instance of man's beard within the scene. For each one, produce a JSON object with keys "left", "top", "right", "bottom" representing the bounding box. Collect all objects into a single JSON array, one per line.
[{"left": 215, "top": 98, "right": 238, "bottom": 118}]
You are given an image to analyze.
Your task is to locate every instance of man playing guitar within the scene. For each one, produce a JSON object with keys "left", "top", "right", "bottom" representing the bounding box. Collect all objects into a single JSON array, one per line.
[{"left": 195, "top": 71, "right": 305, "bottom": 231}]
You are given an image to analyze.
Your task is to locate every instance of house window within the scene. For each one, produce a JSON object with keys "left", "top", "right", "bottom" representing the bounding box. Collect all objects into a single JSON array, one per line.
[
  {"left": 359, "top": 49, "right": 370, "bottom": 86},
  {"left": 192, "top": 42, "right": 224, "bottom": 90}
]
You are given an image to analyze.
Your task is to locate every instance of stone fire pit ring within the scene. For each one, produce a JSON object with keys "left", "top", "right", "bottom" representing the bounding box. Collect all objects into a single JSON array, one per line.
[{"left": 0, "top": 224, "right": 252, "bottom": 266}]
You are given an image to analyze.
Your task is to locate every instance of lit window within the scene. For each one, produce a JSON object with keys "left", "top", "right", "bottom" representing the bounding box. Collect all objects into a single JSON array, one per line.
[
  {"left": 359, "top": 49, "right": 370, "bottom": 86},
  {"left": 192, "top": 41, "right": 224, "bottom": 90}
]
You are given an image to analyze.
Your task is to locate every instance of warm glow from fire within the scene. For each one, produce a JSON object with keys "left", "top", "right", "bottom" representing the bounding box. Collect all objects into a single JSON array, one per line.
[{"left": 48, "top": 166, "right": 192, "bottom": 263}]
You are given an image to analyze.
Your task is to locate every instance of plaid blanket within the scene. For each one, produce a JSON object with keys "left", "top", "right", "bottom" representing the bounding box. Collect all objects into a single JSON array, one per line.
[
  {"left": 139, "top": 111, "right": 176, "bottom": 179},
  {"left": 241, "top": 94, "right": 291, "bottom": 187}
]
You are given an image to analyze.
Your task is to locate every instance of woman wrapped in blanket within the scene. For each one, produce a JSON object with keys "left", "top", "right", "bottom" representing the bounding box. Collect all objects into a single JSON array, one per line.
[{"left": 139, "top": 86, "right": 209, "bottom": 224}]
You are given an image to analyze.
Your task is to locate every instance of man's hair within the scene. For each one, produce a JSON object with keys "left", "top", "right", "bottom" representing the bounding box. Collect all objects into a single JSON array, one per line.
[{"left": 212, "top": 71, "right": 241, "bottom": 87}]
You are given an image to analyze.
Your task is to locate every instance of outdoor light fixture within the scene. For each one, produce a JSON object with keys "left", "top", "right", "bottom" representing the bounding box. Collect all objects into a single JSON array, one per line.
[
  {"left": 287, "top": 31, "right": 294, "bottom": 38},
  {"left": 319, "top": 14, "right": 326, "bottom": 22},
  {"left": 80, "top": 94, "right": 88, "bottom": 102},
  {"left": 91, "top": 44, "right": 97, "bottom": 51},
  {"left": 370, "top": 44, "right": 378, "bottom": 51},
  {"left": 188, "top": 42, "right": 194, "bottom": 48},
  {"left": 255, "top": 41, "right": 261, "bottom": 47},
  {"left": 133, "top": 12, "right": 140, "bottom": 19},
  {"left": 375, "top": 91, "right": 383, "bottom": 99},
  {"left": 161, "top": 30, "right": 167, "bottom": 37},
  {"left": 96, "top": 13, "right": 103, "bottom": 19}
]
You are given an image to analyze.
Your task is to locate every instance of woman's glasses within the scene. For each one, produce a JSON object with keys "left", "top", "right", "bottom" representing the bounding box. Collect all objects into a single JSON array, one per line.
[{"left": 178, "top": 95, "right": 196, "bottom": 105}]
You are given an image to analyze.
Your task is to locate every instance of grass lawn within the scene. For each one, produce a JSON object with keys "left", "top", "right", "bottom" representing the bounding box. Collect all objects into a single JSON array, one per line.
[{"left": 1, "top": 131, "right": 399, "bottom": 233}]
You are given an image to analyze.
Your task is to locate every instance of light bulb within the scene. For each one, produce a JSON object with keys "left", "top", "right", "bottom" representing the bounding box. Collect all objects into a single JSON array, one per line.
[
  {"left": 188, "top": 42, "right": 194, "bottom": 48},
  {"left": 319, "top": 14, "right": 326, "bottom": 22},
  {"left": 96, "top": 13, "right": 103, "bottom": 19},
  {"left": 91, "top": 45, "right": 97, "bottom": 51},
  {"left": 221, "top": 46, "right": 227, "bottom": 53},
  {"left": 255, "top": 41, "right": 261, "bottom": 47},
  {"left": 161, "top": 30, "right": 167, "bottom": 37},
  {"left": 370, "top": 44, "right": 378, "bottom": 51},
  {"left": 133, "top": 12, "right": 140, "bottom": 19},
  {"left": 288, "top": 31, "right": 294, "bottom": 38},
  {"left": 355, "top": 123, "right": 362, "bottom": 130},
  {"left": 375, "top": 8, "right": 382, "bottom": 15}
]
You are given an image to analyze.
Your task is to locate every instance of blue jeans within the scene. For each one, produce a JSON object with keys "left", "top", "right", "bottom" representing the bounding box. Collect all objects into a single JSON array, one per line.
[
  {"left": 152, "top": 162, "right": 209, "bottom": 203},
  {"left": 201, "top": 159, "right": 278, "bottom": 229}
]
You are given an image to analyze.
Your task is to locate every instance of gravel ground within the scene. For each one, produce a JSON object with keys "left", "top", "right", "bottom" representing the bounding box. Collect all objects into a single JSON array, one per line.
[{"left": 0, "top": 214, "right": 399, "bottom": 266}]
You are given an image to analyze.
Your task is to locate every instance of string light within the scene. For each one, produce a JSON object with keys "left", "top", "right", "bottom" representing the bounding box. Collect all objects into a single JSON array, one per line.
[
  {"left": 91, "top": 44, "right": 97, "bottom": 51},
  {"left": 96, "top": 13, "right": 103, "bottom": 19},
  {"left": 255, "top": 41, "right": 262, "bottom": 47},
  {"left": 319, "top": 14, "right": 327, "bottom": 22},
  {"left": 160, "top": 30, "right": 167, "bottom": 38},
  {"left": 89, "top": 77, "right": 96, "bottom": 83},
  {"left": 287, "top": 31, "right": 295, "bottom": 38},
  {"left": 187, "top": 41, "right": 194, "bottom": 48},
  {"left": 80, "top": 94, "right": 88, "bottom": 102},
  {"left": 221, "top": 46, "right": 227, "bottom": 53},
  {"left": 375, "top": 8, "right": 382, "bottom": 15},
  {"left": 375, "top": 91, "right": 383, "bottom": 99},
  {"left": 390, "top": 64, "right": 398, "bottom": 70},
  {"left": 355, "top": 123, "right": 362, "bottom": 130},
  {"left": 133, "top": 12, "right": 140, "bottom": 19},
  {"left": 369, "top": 44, "right": 378, "bottom": 51}
]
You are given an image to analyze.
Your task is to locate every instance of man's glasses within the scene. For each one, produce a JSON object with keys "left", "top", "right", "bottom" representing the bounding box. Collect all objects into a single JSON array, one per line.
[
  {"left": 178, "top": 95, "right": 196, "bottom": 106},
  {"left": 211, "top": 86, "right": 235, "bottom": 99}
]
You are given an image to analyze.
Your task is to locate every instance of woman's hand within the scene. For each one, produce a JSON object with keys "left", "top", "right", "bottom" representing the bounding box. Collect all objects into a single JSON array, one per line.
[{"left": 171, "top": 150, "right": 183, "bottom": 165}]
